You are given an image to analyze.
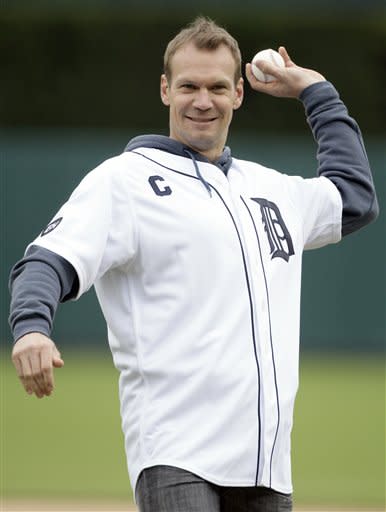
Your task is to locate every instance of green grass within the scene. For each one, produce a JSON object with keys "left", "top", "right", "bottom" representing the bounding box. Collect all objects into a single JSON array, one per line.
[
  {"left": 292, "top": 355, "right": 385, "bottom": 508},
  {"left": 1, "top": 350, "right": 131, "bottom": 501},
  {"left": 1, "top": 350, "right": 385, "bottom": 508}
]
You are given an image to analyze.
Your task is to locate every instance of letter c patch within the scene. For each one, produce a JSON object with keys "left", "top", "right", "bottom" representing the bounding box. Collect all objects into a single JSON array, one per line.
[{"left": 148, "top": 175, "right": 172, "bottom": 196}]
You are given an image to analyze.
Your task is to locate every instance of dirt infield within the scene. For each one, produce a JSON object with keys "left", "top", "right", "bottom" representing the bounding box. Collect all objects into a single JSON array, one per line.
[
  {"left": 1, "top": 500, "right": 384, "bottom": 512},
  {"left": 2, "top": 500, "right": 135, "bottom": 512}
]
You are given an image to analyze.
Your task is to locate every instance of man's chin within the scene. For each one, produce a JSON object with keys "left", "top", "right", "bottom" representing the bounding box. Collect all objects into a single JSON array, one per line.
[{"left": 184, "top": 135, "right": 217, "bottom": 154}]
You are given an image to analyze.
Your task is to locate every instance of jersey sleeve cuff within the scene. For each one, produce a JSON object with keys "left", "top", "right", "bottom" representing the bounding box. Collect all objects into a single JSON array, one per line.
[
  {"left": 13, "top": 319, "right": 51, "bottom": 344},
  {"left": 299, "top": 81, "right": 341, "bottom": 116}
]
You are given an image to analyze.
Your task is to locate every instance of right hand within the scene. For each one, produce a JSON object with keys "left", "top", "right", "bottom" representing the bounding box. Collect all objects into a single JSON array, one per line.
[
  {"left": 245, "top": 46, "right": 326, "bottom": 99},
  {"left": 12, "top": 333, "right": 64, "bottom": 398}
]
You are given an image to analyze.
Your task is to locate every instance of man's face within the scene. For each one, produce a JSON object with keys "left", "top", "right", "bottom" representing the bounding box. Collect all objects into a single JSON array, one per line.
[{"left": 161, "top": 43, "right": 244, "bottom": 161}]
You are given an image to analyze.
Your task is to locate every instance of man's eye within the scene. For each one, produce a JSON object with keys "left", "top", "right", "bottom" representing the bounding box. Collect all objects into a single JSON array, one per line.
[
  {"left": 212, "top": 85, "right": 227, "bottom": 92},
  {"left": 181, "top": 84, "right": 195, "bottom": 90}
]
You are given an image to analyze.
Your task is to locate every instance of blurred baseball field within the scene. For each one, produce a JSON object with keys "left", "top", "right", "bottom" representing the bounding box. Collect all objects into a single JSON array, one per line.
[{"left": 1, "top": 351, "right": 384, "bottom": 510}]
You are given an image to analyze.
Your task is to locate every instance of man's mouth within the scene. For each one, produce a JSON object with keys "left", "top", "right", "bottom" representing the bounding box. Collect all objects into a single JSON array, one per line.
[{"left": 186, "top": 116, "right": 217, "bottom": 124}]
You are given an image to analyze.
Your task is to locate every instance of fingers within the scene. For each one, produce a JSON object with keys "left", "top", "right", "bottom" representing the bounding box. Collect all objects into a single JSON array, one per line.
[
  {"left": 246, "top": 47, "right": 326, "bottom": 98},
  {"left": 13, "top": 356, "right": 33, "bottom": 395},
  {"left": 12, "top": 333, "right": 63, "bottom": 398},
  {"left": 52, "top": 348, "right": 65, "bottom": 369},
  {"left": 15, "top": 354, "right": 44, "bottom": 398},
  {"left": 245, "top": 61, "right": 284, "bottom": 95},
  {"left": 245, "top": 63, "right": 259, "bottom": 87},
  {"left": 278, "top": 46, "right": 293, "bottom": 67},
  {"left": 29, "top": 350, "right": 47, "bottom": 398},
  {"left": 40, "top": 347, "right": 55, "bottom": 395}
]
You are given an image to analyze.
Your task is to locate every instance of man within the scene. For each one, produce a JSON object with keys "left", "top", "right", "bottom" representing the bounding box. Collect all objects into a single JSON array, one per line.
[{"left": 9, "top": 16, "right": 378, "bottom": 512}]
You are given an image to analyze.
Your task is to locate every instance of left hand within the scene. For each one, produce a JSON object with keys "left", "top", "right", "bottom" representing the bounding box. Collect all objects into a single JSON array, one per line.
[
  {"left": 12, "top": 332, "right": 64, "bottom": 398},
  {"left": 245, "top": 46, "right": 326, "bottom": 98}
]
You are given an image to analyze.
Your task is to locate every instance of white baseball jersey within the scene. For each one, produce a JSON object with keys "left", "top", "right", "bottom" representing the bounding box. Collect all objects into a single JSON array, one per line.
[{"left": 30, "top": 146, "right": 342, "bottom": 494}]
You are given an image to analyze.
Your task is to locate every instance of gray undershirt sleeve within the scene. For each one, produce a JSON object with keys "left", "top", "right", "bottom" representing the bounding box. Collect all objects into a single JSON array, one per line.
[
  {"left": 300, "top": 81, "right": 379, "bottom": 236},
  {"left": 9, "top": 245, "right": 78, "bottom": 343}
]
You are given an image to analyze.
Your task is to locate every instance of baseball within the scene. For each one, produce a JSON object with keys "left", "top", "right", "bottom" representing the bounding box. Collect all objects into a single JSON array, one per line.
[{"left": 251, "top": 49, "right": 285, "bottom": 83}]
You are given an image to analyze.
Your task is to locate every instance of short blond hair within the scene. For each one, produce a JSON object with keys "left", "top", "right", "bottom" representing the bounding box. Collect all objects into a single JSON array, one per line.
[{"left": 163, "top": 16, "right": 242, "bottom": 84}]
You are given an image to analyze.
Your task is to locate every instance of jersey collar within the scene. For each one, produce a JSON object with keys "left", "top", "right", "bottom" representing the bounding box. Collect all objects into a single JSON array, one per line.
[{"left": 124, "top": 135, "right": 233, "bottom": 176}]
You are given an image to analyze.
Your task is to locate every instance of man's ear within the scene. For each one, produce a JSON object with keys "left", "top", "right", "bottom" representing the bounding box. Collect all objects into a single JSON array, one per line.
[
  {"left": 233, "top": 77, "right": 244, "bottom": 110},
  {"left": 160, "top": 74, "right": 170, "bottom": 106}
]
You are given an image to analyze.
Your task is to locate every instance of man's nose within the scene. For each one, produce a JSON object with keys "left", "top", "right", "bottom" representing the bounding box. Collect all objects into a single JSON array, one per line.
[{"left": 193, "top": 88, "right": 212, "bottom": 110}]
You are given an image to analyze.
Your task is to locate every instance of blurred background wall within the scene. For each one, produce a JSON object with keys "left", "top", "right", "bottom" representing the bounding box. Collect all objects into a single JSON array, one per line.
[{"left": 2, "top": 0, "right": 385, "bottom": 352}]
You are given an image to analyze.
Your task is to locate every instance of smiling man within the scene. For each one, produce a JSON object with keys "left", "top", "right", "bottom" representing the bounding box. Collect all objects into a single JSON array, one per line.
[
  {"left": 161, "top": 42, "right": 244, "bottom": 160},
  {"left": 9, "top": 16, "right": 378, "bottom": 512}
]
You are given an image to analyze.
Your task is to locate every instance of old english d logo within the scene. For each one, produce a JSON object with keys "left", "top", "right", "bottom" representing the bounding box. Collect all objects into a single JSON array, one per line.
[{"left": 251, "top": 198, "right": 294, "bottom": 262}]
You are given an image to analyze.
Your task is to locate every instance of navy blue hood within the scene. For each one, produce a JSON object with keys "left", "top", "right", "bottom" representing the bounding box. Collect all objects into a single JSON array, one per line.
[{"left": 125, "top": 135, "right": 233, "bottom": 175}]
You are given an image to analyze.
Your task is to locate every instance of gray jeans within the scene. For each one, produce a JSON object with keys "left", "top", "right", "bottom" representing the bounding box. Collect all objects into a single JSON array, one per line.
[{"left": 136, "top": 465, "right": 293, "bottom": 512}]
